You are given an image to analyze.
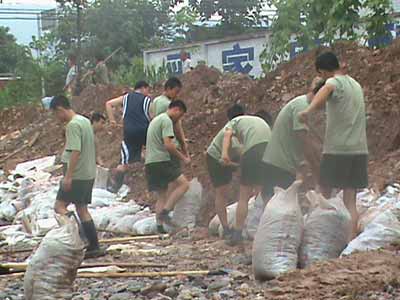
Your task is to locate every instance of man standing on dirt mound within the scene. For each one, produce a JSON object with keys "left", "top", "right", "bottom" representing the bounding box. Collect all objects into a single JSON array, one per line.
[
  {"left": 105, "top": 81, "right": 152, "bottom": 192},
  {"left": 50, "top": 95, "right": 104, "bottom": 259},
  {"left": 150, "top": 77, "right": 189, "bottom": 158},
  {"left": 145, "top": 100, "right": 191, "bottom": 233},
  {"left": 299, "top": 52, "right": 368, "bottom": 238},
  {"left": 261, "top": 77, "right": 325, "bottom": 200},
  {"left": 64, "top": 54, "right": 78, "bottom": 96},
  {"left": 221, "top": 111, "right": 272, "bottom": 245}
]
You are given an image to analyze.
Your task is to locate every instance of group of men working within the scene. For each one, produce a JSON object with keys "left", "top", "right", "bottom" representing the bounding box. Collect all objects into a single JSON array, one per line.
[
  {"left": 208, "top": 51, "right": 367, "bottom": 245},
  {"left": 64, "top": 54, "right": 110, "bottom": 96},
  {"left": 50, "top": 50, "right": 367, "bottom": 257}
]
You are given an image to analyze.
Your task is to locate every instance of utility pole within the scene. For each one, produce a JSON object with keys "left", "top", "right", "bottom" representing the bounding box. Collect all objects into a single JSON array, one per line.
[
  {"left": 36, "top": 13, "right": 46, "bottom": 98},
  {"left": 75, "top": 0, "right": 82, "bottom": 95}
]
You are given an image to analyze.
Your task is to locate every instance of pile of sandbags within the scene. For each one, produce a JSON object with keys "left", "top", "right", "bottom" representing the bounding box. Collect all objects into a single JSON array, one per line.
[{"left": 250, "top": 181, "right": 400, "bottom": 280}]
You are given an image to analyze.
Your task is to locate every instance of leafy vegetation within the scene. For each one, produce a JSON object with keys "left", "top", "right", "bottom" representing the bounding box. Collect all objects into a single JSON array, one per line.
[{"left": 262, "top": 0, "right": 393, "bottom": 70}]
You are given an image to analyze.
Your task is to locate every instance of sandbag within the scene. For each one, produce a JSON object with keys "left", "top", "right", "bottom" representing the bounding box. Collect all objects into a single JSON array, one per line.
[
  {"left": 90, "top": 201, "right": 141, "bottom": 230},
  {"left": 245, "top": 193, "right": 266, "bottom": 239},
  {"left": 24, "top": 214, "right": 85, "bottom": 300},
  {"left": 358, "top": 203, "right": 394, "bottom": 233},
  {"left": 208, "top": 202, "right": 239, "bottom": 237},
  {"left": 208, "top": 194, "right": 265, "bottom": 240},
  {"left": 252, "top": 181, "right": 303, "bottom": 280},
  {"left": 299, "top": 191, "right": 351, "bottom": 268},
  {"left": 107, "top": 210, "right": 152, "bottom": 233},
  {"left": 132, "top": 216, "right": 158, "bottom": 235},
  {"left": 172, "top": 178, "right": 203, "bottom": 228},
  {"left": 341, "top": 209, "right": 400, "bottom": 256}
]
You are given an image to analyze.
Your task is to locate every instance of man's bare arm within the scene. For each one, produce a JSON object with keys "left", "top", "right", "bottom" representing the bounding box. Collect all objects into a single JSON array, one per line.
[
  {"left": 221, "top": 129, "right": 233, "bottom": 165},
  {"left": 164, "top": 137, "right": 190, "bottom": 164},
  {"left": 299, "top": 84, "right": 335, "bottom": 123},
  {"left": 174, "top": 120, "right": 188, "bottom": 155},
  {"left": 105, "top": 96, "right": 124, "bottom": 124},
  {"left": 65, "top": 151, "right": 80, "bottom": 179}
]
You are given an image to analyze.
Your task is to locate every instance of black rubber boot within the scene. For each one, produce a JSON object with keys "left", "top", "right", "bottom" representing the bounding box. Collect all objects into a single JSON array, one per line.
[
  {"left": 81, "top": 220, "right": 106, "bottom": 259},
  {"left": 107, "top": 171, "right": 125, "bottom": 193},
  {"left": 156, "top": 224, "right": 168, "bottom": 234},
  {"left": 159, "top": 209, "right": 176, "bottom": 227},
  {"left": 222, "top": 226, "right": 234, "bottom": 239},
  {"left": 225, "top": 229, "right": 243, "bottom": 246}
]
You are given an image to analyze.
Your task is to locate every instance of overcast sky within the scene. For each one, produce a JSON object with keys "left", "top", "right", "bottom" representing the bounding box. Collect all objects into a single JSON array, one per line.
[
  {"left": 0, "top": 1, "right": 56, "bottom": 45},
  {"left": 2, "top": 0, "right": 55, "bottom": 4}
]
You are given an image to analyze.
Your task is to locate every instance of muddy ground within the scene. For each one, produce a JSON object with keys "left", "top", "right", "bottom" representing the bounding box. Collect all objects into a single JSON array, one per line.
[{"left": 1, "top": 233, "right": 400, "bottom": 299}]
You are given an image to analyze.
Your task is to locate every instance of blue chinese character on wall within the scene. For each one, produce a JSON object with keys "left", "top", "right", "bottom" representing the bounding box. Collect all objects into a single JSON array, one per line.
[
  {"left": 222, "top": 43, "right": 255, "bottom": 74},
  {"left": 166, "top": 54, "right": 182, "bottom": 75},
  {"left": 166, "top": 53, "right": 191, "bottom": 75},
  {"left": 368, "top": 23, "right": 400, "bottom": 48}
]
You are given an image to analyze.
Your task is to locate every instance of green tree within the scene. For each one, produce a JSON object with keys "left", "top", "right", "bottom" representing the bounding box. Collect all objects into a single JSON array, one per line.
[
  {"left": 0, "top": 26, "right": 44, "bottom": 107},
  {"left": 263, "top": 0, "right": 393, "bottom": 70},
  {"left": 51, "top": 0, "right": 172, "bottom": 68},
  {"left": 172, "top": 0, "right": 266, "bottom": 36},
  {"left": 0, "top": 27, "right": 31, "bottom": 74}
]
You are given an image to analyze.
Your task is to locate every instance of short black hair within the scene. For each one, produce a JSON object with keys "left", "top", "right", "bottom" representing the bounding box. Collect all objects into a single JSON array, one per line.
[
  {"left": 164, "top": 77, "right": 182, "bottom": 90},
  {"left": 68, "top": 54, "right": 77, "bottom": 62},
  {"left": 315, "top": 52, "right": 340, "bottom": 72},
  {"left": 135, "top": 80, "right": 150, "bottom": 90},
  {"left": 95, "top": 53, "right": 104, "bottom": 61},
  {"left": 91, "top": 112, "right": 106, "bottom": 123},
  {"left": 227, "top": 104, "right": 245, "bottom": 120},
  {"left": 312, "top": 79, "right": 326, "bottom": 95},
  {"left": 255, "top": 110, "right": 273, "bottom": 127},
  {"left": 50, "top": 95, "right": 71, "bottom": 110},
  {"left": 169, "top": 100, "right": 187, "bottom": 113}
]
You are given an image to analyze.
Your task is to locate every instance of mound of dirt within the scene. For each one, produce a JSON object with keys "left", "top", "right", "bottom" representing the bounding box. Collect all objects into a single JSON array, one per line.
[{"left": 263, "top": 247, "right": 400, "bottom": 300}]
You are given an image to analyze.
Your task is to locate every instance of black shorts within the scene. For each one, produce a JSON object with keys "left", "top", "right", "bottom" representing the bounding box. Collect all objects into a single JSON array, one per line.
[
  {"left": 56, "top": 178, "right": 95, "bottom": 207},
  {"left": 320, "top": 154, "right": 368, "bottom": 189},
  {"left": 206, "top": 154, "right": 237, "bottom": 188},
  {"left": 240, "top": 142, "right": 268, "bottom": 186},
  {"left": 121, "top": 130, "right": 147, "bottom": 164},
  {"left": 261, "top": 162, "right": 296, "bottom": 197},
  {"left": 145, "top": 159, "right": 182, "bottom": 192}
]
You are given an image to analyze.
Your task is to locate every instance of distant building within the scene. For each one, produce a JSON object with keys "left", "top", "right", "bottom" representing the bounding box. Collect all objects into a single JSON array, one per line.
[{"left": 143, "top": 32, "right": 269, "bottom": 78}]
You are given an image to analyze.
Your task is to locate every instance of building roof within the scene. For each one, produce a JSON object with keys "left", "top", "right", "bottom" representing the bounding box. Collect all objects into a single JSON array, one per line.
[{"left": 144, "top": 31, "right": 269, "bottom": 54}]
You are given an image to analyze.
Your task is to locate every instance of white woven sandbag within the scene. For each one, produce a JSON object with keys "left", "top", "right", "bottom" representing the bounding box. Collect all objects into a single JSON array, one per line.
[
  {"left": 133, "top": 215, "right": 158, "bottom": 235},
  {"left": 341, "top": 209, "right": 400, "bottom": 256},
  {"left": 299, "top": 191, "right": 351, "bottom": 268},
  {"left": 24, "top": 215, "right": 85, "bottom": 300},
  {"left": 208, "top": 194, "right": 264, "bottom": 240},
  {"left": 246, "top": 193, "right": 266, "bottom": 239},
  {"left": 358, "top": 203, "right": 394, "bottom": 233},
  {"left": 107, "top": 210, "right": 152, "bottom": 233},
  {"left": 252, "top": 181, "right": 304, "bottom": 280},
  {"left": 172, "top": 178, "right": 203, "bottom": 228}
]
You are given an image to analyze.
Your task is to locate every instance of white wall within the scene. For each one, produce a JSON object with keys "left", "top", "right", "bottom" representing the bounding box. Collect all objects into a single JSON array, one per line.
[{"left": 144, "top": 35, "right": 268, "bottom": 78}]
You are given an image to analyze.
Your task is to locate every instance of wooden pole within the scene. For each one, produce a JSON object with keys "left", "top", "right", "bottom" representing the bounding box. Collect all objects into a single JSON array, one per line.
[
  {"left": 0, "top": 234, "right": 170, "bottom": 254},
  {"left": 77, "top": 270, "right": 211, "bottom": 278},
  {"left": 0, "top": 270, "right": 219, "bottom": 279},
  {"left": 99, "top": 234, "right": 169, "bottom": 244}
]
